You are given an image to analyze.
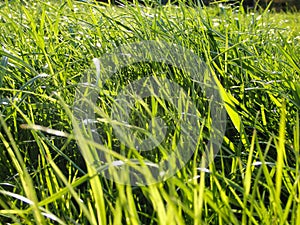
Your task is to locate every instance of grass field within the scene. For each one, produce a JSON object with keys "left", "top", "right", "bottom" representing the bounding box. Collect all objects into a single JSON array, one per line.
[{"left": 0, "top": 0, "right": 300, "bottom": 224}]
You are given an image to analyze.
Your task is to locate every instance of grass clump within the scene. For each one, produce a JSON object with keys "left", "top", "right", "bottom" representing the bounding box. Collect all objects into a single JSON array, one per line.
[{"left": 0, "top": 0, "right": 300, "bottom": 224}]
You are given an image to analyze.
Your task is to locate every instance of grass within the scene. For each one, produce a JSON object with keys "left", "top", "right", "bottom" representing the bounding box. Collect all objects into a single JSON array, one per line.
[{"left": 0, "top": 0, "right": 300, "bottom": 224}]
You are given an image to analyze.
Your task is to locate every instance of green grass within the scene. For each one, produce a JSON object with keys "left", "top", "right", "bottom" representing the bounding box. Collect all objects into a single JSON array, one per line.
[{"left": 0, "top": 0, "right": 300, "bottom": 224}]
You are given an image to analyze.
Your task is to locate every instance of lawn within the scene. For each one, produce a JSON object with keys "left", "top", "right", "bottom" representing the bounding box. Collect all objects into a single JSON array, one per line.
[{"left": 0, "top": 0, "right": 300, "bottom": 224}]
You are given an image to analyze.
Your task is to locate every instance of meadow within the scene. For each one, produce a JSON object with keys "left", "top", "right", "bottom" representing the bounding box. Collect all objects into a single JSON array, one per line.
[{"left": 0, "top": 0, "right": 300, "bottom": 224}]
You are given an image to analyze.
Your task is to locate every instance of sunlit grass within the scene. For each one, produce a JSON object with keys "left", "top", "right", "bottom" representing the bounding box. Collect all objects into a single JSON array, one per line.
[{"left": 0, "top": 0, "right": 300, "bottom": 224}]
